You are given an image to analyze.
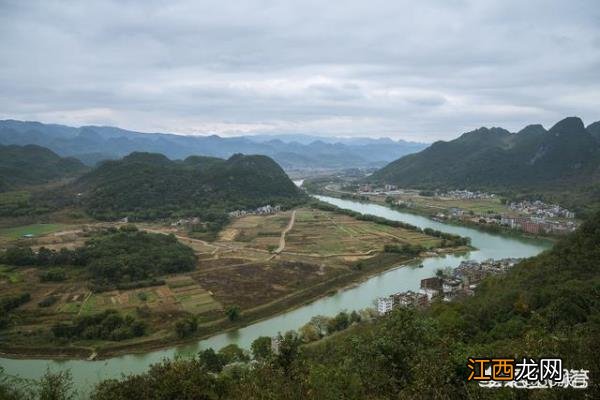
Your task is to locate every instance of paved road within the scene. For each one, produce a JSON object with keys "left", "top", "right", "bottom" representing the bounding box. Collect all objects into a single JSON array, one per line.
[{"left": 274, "top": 210, "right": 296, "bottom": 254}]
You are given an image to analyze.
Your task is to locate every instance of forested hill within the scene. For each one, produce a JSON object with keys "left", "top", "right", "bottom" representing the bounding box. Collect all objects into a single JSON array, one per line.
[
  {"left": 370, "top": 116, "right": 600, "bottom": 193},
  {"left": 0, "top": 144, "right": 87, "bottom": 192},
  {"left": 75, "top": 152, "right": 306, "bottom": 220}
]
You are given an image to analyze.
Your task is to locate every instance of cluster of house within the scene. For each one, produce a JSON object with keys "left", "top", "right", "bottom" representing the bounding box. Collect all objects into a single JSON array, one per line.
[
  {"left": 377, "top": 258, "right": 520, "bottom": 315},
  {"left": 508, "top": 200, "right": 575, "bottom": 219},
  {"left": 357, "top": 184, "right": 399, "bottom": 194},
  {"left": 499, "top": 215, "right": 577, "bottom": 235},
  {"left": 228, "top": 204, "right": 282, "bottom": 218},
  {"left": 438, "top": 189, "right": 495, "bottom": 200},
  {"left": 434, "top": 203, "right": 578, "bottom": 235}
]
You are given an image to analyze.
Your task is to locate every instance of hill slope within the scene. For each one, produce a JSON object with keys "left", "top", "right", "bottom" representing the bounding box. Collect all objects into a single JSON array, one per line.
[
  {"left": 0, "top": 144, "right": 87, "bottom": 192},
  {"left": 370, "top": 117, "right": 600, "bottom": 192},
  {"left": 75, "top": 152, "right": 306, "bottom": 220}
]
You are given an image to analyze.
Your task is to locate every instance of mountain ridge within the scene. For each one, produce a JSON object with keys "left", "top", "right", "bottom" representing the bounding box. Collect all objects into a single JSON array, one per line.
[
  {"left": 0, "top": 144, "right": 88, "bottom": 192},
  {"left": 370, "top": 116, "right": 600, "bottom": 193},
  {"left": 0, "top": 120, "right": 427, "bottom": 170}
]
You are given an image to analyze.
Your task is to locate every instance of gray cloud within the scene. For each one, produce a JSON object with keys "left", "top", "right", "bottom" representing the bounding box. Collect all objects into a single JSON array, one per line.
[{"left": 0, "top": 0, "right": 599, "bottom": 141}]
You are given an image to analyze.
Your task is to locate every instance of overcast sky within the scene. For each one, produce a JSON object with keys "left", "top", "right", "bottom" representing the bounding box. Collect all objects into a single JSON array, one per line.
[{"left": 0, "top": 0, "right": 599, "bottom": 141}]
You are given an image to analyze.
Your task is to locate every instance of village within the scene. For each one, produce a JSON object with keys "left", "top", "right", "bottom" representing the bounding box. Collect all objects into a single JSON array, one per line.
[
  {"left": 377, "top": 258, "right": 521, "bottom": 314},
  {"left": 167, "top": 205, "right": 283, "bottom": 227},
  {"left": 227, "top": 204, "right": 282, "bottom": 218},
  {"left": 349, "top": 184, "right": 579, "bottom": 236}
]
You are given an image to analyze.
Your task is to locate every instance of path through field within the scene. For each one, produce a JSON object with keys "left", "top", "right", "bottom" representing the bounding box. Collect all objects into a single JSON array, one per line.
[{"left": 274, "top": 210, "right": 296, "bottom": 254}]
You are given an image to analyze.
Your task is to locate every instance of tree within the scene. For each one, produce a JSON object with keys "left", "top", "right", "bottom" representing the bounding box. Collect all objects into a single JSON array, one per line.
[
  {"left": 349, "top": 310, "right": 361, "bottom": 324},
  {"left": 326, "top": 311, "right": 350, "bottom": 334},
  {"left": 37, "top": 368, "right": 76, "bottom": 400},
  {"left": 299, "top": 322, "right": 321, "bottom": 342},
  {"left": 225, "top": 306, "right": 240, "bottom": 322},
  {"left": 197, "top": 348, "right": 224, "bottom": 373},
  {"left": 273, "top": 331, "right": 303, "bottom": 376},
  {"left": 0, "top": 367, "right": 34, "bottom": 400},
  {"left": 308, "top": 315, "right": 329, "bottom": 337},
  {"left": 218, "top": 344, "right": 249, "bottom": 364},
  {"left": 175, "top": 316, "right": 198, "bottom": 338},
  {"left": 251, "top": 336, "right": 272, "bottom": 361},
  {"left": 1, "top": 247, "right": 36, "bottom": 266}
]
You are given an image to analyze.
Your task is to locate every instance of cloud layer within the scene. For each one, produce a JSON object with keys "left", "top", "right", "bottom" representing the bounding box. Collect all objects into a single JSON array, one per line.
[{"left": 1, "top": 0, "right": 599, "bottom": 140}]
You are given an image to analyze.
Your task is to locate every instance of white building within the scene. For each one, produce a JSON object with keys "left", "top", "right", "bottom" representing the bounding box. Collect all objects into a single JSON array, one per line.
[
  {"left": 377, "top": 297, "right": 394, "bottom": 315},
  {"left": 271, "top": 336, "right": 281, "bottom": 355}
]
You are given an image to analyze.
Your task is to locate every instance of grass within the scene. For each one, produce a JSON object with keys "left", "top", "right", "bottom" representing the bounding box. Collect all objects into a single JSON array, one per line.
[
  {"left": 0, "top": 265, "right": 23, "bottom": 283},
  {"left": 0, "top": 223, "right": 68, "bottom": 239},
  {"left": 59, "top": 302, "right": 81, "bottom": 314}
]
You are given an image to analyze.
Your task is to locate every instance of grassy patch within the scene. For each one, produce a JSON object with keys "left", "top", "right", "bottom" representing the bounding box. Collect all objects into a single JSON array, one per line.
[
  {"left": 0, "top": 265, "right": 23, "bottom": 283},
  {"left": 0, "top": 223, "right": 68, "bottom": 239}
]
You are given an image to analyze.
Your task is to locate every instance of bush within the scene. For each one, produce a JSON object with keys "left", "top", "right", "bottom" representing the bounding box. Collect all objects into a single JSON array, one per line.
[
  {"left": 175, "top": 316, "right": 198, "bottom": 338},
  {"left": 0, "top": 292, "right": 31, "bottom": 313},
  {"left": 39, "top": 268, "right": 67, "bottom": 282},
  {"left": 226, "top": 306, "right": 241, "bottom": 321},
  {"left": 52, "top": 310, "right": 145, "bottom": 341},
  {"left": 383, "top": 244, "right": 424, "bottom": 257},
  {"left": 38, "top": 296, "right": 59, "bottom": 308}
]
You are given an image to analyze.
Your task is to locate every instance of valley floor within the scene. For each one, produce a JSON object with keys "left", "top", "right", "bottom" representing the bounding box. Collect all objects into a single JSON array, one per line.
[{"left": 0, "top": 207, "right": 469, "bottom": 359}]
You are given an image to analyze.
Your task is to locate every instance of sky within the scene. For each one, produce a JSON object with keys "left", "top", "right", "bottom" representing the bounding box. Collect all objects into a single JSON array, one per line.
[{"left": 0, "top": 0, "right": 599, "bottom": 141}]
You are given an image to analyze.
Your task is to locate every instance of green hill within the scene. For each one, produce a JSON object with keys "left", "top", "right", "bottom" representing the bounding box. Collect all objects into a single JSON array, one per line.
[
  {"left": 75, "top": 152, "right": 306, "bottom": 220},
  {"left": 0, "top": 144, "right": 87, "bottom": 192},
  {"left": 370, "top": 116, "right": 600, "bottom": 192}
]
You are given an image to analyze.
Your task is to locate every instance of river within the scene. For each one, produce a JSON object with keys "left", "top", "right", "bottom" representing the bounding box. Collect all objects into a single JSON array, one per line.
[{"left": 0, "top": 195, "right": 551, "bottom": 394}]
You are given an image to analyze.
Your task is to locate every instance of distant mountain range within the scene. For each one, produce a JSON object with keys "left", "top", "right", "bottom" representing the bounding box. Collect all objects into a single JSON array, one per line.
[
  {"left": 370, "top": 117, "right": 600, "bottom": 194},
  {"left": 0, "top": 120, "right": 427, "bottom": 170},
  {"left": 0, "top": 144, "right": 87, "bottom": 192}
]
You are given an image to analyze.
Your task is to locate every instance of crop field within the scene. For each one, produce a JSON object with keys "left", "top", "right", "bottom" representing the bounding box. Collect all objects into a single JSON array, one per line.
[
  {"left": 224, "top": 213, "right": 290, "bottom": 245},
  {"left": 0, "top": 208, "right": 458, "bottom": 353},
  {"left": 185, "top": 207, "right": 444, "bottom": 311},
  {"left": 241, "top": 209, "right": 439, "bottom": 256},
  {"left": 193, "top": 260, "right": 333, "bottom": 308}
]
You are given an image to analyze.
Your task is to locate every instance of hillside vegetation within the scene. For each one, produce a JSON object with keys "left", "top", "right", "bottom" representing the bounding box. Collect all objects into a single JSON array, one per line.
[
  {"left": 371, "top": 117, "right": 600, "bottom": 214},
  {"left": 75, "top": 152, "right": 306, "bottom": 221},
  {"left": 0, "top": 144, "right": 87, "bottom": 192}
]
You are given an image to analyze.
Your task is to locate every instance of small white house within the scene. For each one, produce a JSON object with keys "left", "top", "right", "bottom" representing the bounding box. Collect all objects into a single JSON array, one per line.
[{"left": 377, "top": 297, "right": 394, "bottom": 315}]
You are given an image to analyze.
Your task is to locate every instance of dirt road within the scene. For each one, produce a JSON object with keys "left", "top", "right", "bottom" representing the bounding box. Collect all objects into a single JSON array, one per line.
[{"left": 274, "top": 210, "right": 296, "bottom": 254}]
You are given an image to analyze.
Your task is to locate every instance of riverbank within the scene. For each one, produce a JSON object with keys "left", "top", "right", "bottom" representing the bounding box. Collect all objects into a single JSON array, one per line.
[
  {"left": 0, "top": 195, "right": 550, "bottom": 391},
  {"left": 0, "top": 243, "right": 470, "bottom": 361},
  {"left": 313, "top": 187, "right": 558, "bottom": 243}
]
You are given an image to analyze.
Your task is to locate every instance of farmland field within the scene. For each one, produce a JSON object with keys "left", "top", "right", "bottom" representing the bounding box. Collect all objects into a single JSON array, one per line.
[{"left": 0, "top": 207, "right": 462, "bottom": 356}]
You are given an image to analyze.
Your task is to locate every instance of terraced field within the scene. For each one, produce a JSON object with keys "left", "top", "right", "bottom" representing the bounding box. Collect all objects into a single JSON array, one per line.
[{"left": 0, "top": 207, "right": 459, "bottom": 356}]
